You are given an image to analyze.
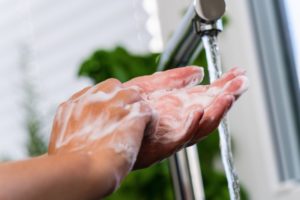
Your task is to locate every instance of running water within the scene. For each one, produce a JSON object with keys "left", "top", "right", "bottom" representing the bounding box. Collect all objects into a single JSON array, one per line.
[{"left": 202, "top": 35, "right": 241, "bottom": 200}]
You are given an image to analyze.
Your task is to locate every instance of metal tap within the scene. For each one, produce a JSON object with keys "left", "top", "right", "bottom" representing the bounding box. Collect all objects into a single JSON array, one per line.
[
  {"left": 158, "top": 0, "right": 225, "bottom": 70},
  {"left": 194, "top": 0, "right": 225, "bottom": 37},
  {"left": 157, "top": 0, "right": 226, "bottom": 200},
  {"left": 194, "top": 0, "right": 225, "bottom": 22}
]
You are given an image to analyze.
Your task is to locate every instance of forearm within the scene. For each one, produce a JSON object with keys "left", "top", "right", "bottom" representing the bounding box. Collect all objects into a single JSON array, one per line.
[{"left": 0, "top": 152, "right": 119, "bottom": 200}]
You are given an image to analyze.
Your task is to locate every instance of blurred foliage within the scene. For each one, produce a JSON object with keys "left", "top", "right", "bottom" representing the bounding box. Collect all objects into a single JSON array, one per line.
[
  {"left": 21, "top": 45, "right": 48, "bottom": 157},
  {"left": 0, "top": 156, "right": 10, "bottom": 162},
  {"left": 25, "top": 109, "right": 48, "bottom": 157},
  {"left": 107, "top": 162, "right": 174, "bottom": 200},
  {"left": 78, "top": 46, "right": 248, "bottom": 200},
  {"left": 23, "top": 81, "right": 48, "bottom": 157},
  {"left": 78, "top": 47, "right": 159, "bottom": 84}
]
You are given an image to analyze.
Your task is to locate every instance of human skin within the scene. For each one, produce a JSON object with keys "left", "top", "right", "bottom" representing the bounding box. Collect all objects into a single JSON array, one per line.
[
  {"left": 0, "top": 66, "right": 248, "bottom": 200},
  {"left": 124, "top": 66, "right": 248, "bottom": 168}
]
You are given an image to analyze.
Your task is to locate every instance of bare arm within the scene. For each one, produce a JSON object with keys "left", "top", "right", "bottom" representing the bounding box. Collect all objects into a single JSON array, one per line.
[
  {"left": 0, "top": 152, "right": 118, "bottom": 200},
  {"left": 0, "top": 66, "right": 248, "bottom": 200},
  {"left": 0, "top": 79, "right": 151, "bottom": 200}
]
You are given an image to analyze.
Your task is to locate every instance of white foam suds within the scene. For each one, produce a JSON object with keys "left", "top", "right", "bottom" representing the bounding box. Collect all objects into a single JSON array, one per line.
[
  {"left": 141, "top": 84, "right": 225, "bottom": 144},
  {"left": 52, "top": 71, "right": 248, "bottom": 169},
  {"left": 53, "top": 85, "right": 148, "bottom": 164}
]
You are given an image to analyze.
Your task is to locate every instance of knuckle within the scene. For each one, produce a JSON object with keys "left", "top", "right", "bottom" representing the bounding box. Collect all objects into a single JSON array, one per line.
[
  {"left": 126, "top": 88, "right": 141, "bottom": 97},
  {"left": 116, "top": 87, "right": 142, "bottom": 101},
  {"left": 58, "top": 101, "right": 67, "bottom": 109},
  {"left": 93, "top": 78, "right": 122, "bottom": 93},
  {"left": 105, "top": 78, "right": 122, "bottom": 87},
  {"left": 70, "top": 86, "right": 91, "bottom": 100}
]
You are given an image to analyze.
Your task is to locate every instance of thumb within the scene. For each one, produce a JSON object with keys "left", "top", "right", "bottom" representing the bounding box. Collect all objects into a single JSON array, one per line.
[{"left": 108, "top": 102, "right": 152, "bottom": 165}]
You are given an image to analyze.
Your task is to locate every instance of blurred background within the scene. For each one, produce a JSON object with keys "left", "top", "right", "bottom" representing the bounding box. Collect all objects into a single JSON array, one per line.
[{"left": 0, "top": 0, "right": 300, "bottom": 199}]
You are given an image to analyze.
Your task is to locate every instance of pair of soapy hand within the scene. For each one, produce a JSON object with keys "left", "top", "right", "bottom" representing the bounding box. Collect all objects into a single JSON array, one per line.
[{"left": 48, "top": 66, "right": 248, "bottom": 176}]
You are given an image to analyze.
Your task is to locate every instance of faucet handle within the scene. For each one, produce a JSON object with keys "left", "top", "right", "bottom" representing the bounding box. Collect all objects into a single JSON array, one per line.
[{"left": 194, "top": 0, "right": 226, "bottom": 22}]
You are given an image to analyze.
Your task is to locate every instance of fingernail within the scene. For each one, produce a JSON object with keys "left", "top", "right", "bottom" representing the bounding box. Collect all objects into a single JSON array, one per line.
[
  {"left": 232, "top": 76, "right": 249, "bottom": 95},
  {"left": 188, "top": 65, "right": 204, "bottom": 73},
  {"left": 232, "top": 67, "right": 247, "bottom": 76}
]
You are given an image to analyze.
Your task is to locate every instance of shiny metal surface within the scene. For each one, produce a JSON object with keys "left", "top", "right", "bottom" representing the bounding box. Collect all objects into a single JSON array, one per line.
[
  {"left": 157, "top": 2, "right": 225, "bottom": 199},
  {"left": 194, "top": 0, "right": 226, "bottom": 22},
  {"left": 194, "top": 19, "right": 223, "bottom": 35},
  {"left": 158, "top": 7, "right": 205, "bottom": 200},
  {"left": 157, "top": 5, "right": 202, "bottom": 71},
  {"left": 158, "top": 5, "right": 223, "bottom": 72}
]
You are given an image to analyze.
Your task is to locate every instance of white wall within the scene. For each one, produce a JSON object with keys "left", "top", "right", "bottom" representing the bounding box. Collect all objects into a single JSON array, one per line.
[
  {"left": 0, "top": 0, "right": 151, "bottom": 159},
  {"left": 155, "top": 0, "right": 190, "bottom": 43}
]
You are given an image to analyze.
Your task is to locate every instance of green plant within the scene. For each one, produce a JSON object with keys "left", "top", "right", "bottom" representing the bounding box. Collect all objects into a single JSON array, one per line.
[
  {"left": 78, "top": 46, "right": 248, "bottom": 200},
  {"left": 23, "top": 80, "right": 47, "bottom": 157},
  {"left": 78, "top": 47, "right": 159, "bottom": 84},
  {"left": 20, "top": 44, "right": 48, "bottom": 157},
  {"left": 0, "top": 156, "right": 11, "bottom": 162}
]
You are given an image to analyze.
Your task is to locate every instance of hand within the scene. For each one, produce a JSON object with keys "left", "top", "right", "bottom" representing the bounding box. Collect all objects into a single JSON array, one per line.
[
  {"left": 124, "top": 66, "right": 248, "bottom": 168},
  {"left": 3, "top": 66, "right": 247, "bottom": 200},
  {"left": 48, "top": 79, "right": 151, "bottom": 180}
]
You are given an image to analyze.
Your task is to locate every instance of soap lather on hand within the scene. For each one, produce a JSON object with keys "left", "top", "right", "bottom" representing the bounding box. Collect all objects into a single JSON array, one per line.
[
  {"left": 125, "top": 66, "right": 248, "bottom": 168},
  {"left": 0, "top": 65, "right": 248, "bottom": 200},
  {"left": 49, "top": 65, "right": 248, "bottom": 178}
]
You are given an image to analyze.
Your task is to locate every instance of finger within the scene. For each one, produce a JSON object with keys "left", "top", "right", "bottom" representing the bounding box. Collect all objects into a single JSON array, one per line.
[
  {"left": 104, "top": 96, "right": 149, "bottom": 122},
  {"left": 71, "top": 79, "right": 122, "bottom": 103},
  {"left": 108, "top": 102, "right": 152, "bottom": 165},
  {"left": 112, "top": 87, "right": 143, "bottom": 105},
  {"left": 87, "top": 86, "right": 142, "bottom": 108},
  {"left": 182, "top": 106, "right": 204, "bottom": 146},
  {"left": 48, "top": 132, "right": 58, "bottom": 154},
  {"left": 116, "top": 102, "right": 152, "bottom": 140},
  {"left": 187, "top": 74, "right": 248, "bottom": 101},
  {"left": 70, "top": 86, "right": 92, "bottom": 101},
  {"left": 187, "top": 84, "right": 211, "bottom": 95},
  {"left": 48, "top": 102, "right": 66, "bottom": 153},
  {"left": 211, "top": 67, "right": 246, "bottom": 88},
  {"left": 127, "top": 102, "right": 152, "bottom": 138},
  {"left": 222, "top": 75, "right": 249, "bottom": 98},
  {"left": 189, "top": 94, "right": 234, "bottom": 145},
  {"left": 93, "top": 78, "right": 122, "bottom": 93},
  {"left": 49, "top": 102, "right": 72, "bottom": 153},
  {"left": 48, "top": 117, "right": 62, "bottom": 154},
  {"left": 124, "top": 66, "right": 204, "bottom": 92}
]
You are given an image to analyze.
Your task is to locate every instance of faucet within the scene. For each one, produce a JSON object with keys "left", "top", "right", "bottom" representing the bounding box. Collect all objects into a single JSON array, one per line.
[
  {"left": 157, "top": 1, "right": 227, "bottom": 200},
  {"left": 194, "top": 0, "right": 225, "bottom": 22},
  {"left": 158, "top": 0, "right": 225, "bottom": 71},
  {"left": 193, "top": 0, "right": 224, "bottom": 37}
]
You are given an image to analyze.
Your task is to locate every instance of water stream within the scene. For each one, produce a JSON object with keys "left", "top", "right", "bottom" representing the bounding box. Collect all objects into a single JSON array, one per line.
[{"left": 202, "top": 35, "right": 241, "bottom": 200}]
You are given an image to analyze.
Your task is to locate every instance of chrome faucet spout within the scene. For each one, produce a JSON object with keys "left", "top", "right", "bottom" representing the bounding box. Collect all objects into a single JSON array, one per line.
[
  {"left": 158, "top": 1, "right": 228, "bottom": 200},
  {"left": 193, "top": 18, "right": 223, "bottom": 36},
  {"left": 194, "top": 0, "right": 226, "bottom": 22},
  {"left": 193, "top": 0, "right": 225, "bottom": 36}
]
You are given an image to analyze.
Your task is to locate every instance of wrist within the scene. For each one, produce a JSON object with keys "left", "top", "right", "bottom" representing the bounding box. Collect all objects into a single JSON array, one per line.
[
  {"left": 89, "top": 148, "right": 131, "bottom": 186},
  {"left": 49, "top": 151, "right": 120, "bottom": 198},
  {"left": 50, "top": 145, "right": 133, "bottom": 197},
  {"left": 76, "top": 147, "right": 133, "bottom": 198}
]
